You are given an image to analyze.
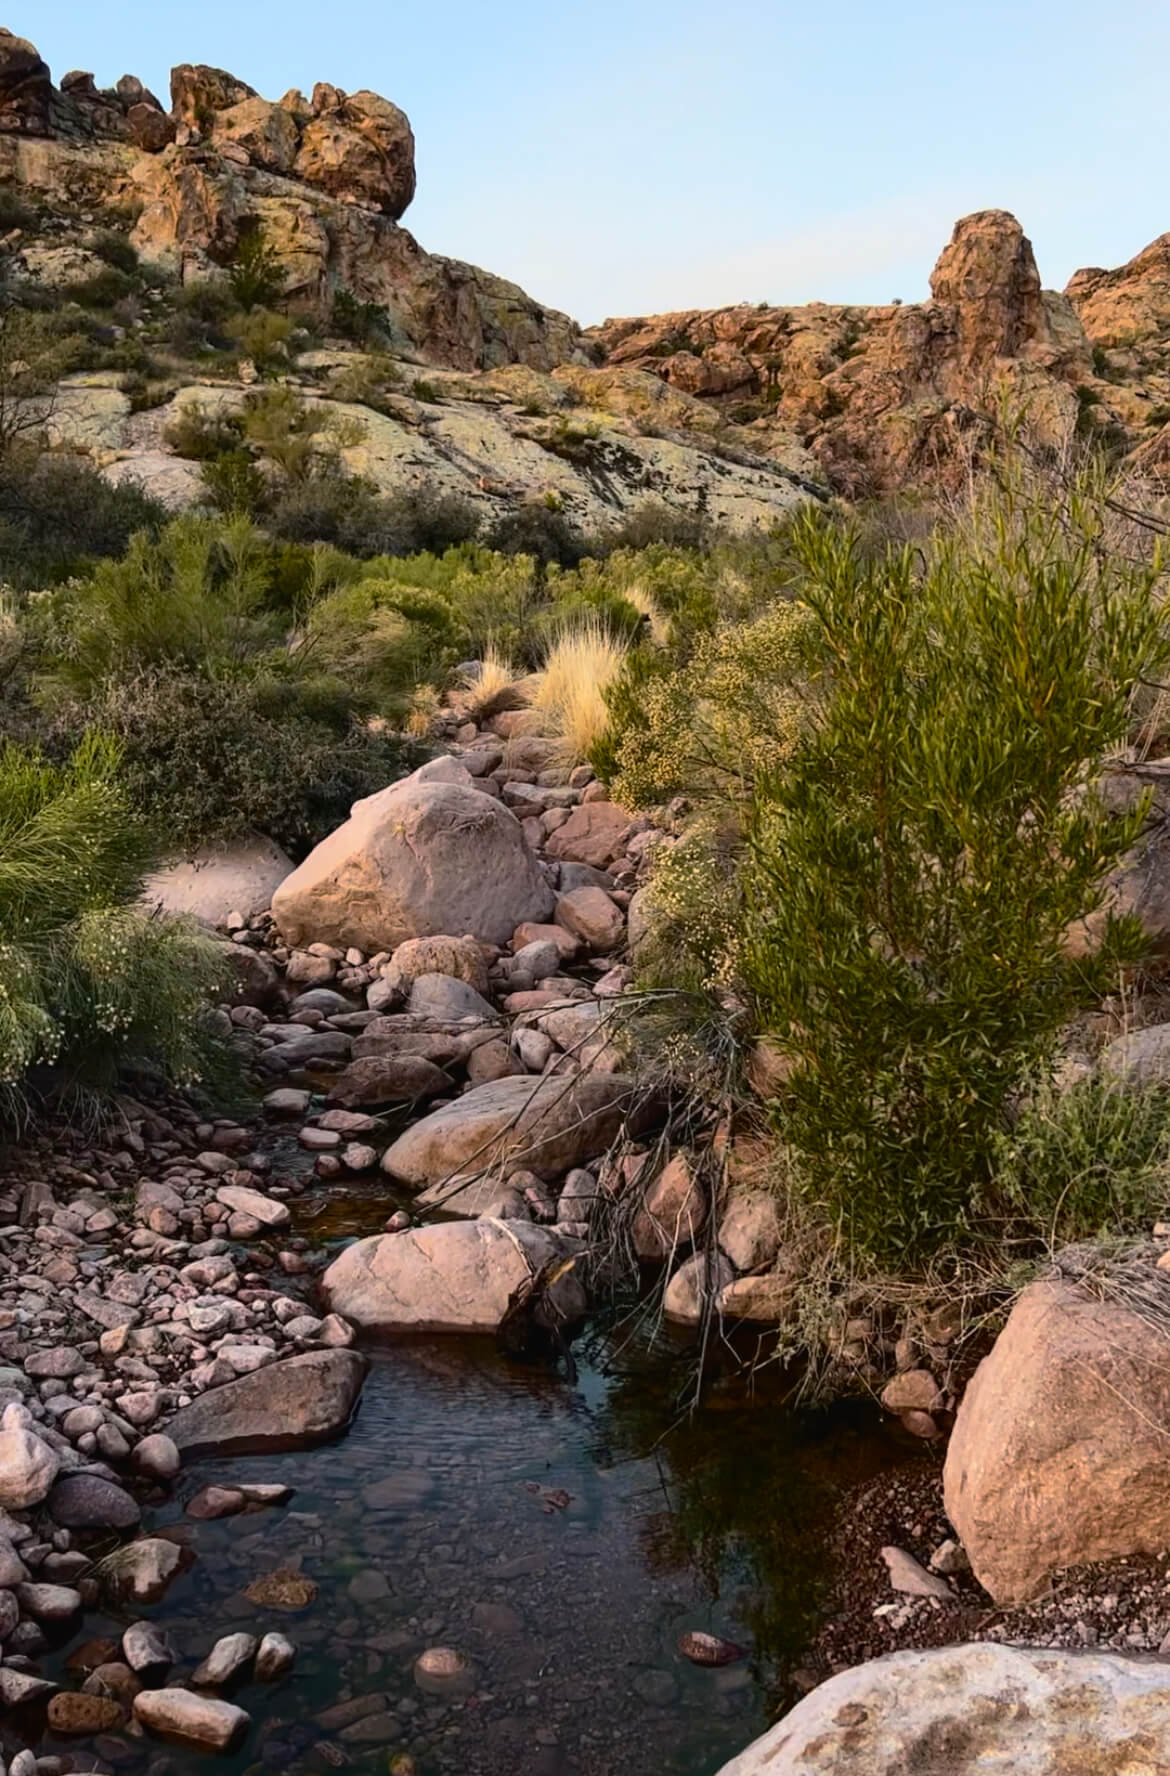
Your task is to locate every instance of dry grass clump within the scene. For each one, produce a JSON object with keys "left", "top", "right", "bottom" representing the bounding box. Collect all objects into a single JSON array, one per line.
[
  {"left": 459, "top": 641, "right": 527, "bottom": 722},
  {"left": 532, "top": 618, "right": 630, "bottom": 763}
]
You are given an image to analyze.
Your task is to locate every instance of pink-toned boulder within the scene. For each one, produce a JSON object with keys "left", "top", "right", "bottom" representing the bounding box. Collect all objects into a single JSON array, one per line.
[
  {"left": 271, "top": 768, "right": 553, "bottom": 953},
  {"left": 545, "top": 803, "right": 633, "bottom": 870},
  {"left": 944, "top": 1275, "right": 1170, "bottom": 1604}
]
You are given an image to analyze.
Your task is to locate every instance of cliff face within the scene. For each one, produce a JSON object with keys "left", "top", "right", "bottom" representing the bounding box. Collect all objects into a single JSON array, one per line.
[
  {"left": 590, "top": 212, "right": 1170, "bottom": 496},
  {"left": 0, "top": 29, "right": 581, "bottom": 373}
]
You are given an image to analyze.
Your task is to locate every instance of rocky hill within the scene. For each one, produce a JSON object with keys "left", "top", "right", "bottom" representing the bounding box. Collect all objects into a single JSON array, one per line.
[
  {"left": 589, "top": 211, "right": 1170, "bottom": 497},
  {"left": 0, "top": 28, "right": 821, "bottom": 533}
]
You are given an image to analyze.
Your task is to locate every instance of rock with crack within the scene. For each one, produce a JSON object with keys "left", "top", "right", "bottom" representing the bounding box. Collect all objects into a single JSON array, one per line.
[
  {"left": 164, "top": 1350, "right": 368, "bottom": 1458},
  {"left": 322, "top": 1219, "right": 585, "bottom": 1334}
]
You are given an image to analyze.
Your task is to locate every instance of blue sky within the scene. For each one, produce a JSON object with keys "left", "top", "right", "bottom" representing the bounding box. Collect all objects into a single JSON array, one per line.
[{"left": 33, "top": 0, "right": 1170, "bottom": 325}]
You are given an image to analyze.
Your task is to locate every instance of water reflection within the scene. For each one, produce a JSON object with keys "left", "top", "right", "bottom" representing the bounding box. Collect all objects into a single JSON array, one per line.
[{"left": 38, "top": 1338, "right": 912, "bottom": 1776}]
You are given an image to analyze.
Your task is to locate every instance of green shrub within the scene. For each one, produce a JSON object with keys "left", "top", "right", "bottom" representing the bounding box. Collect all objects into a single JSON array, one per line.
[
  {"left": 70, "top": 266, "right": 137, "bottom": 310},
  {"left": 735, "top": 488, "right": 1168, "bottom": 1262},
  {"left": 411, "top": 378, "right": 440, "bottom": 403},
  {"left": 990, "top": 1073, "right": 1170, "bottom": 1246},
  {"left": 89, "top": 231, "right": 139, "bottom": 275},
  {"left": 201, "top": 449, "right": 268, "bottom": 516},
  {"left": 268, "top": 476, "right": 479, "bottom": 558},
  {"left": 606, "top": 598, "right": 811, "bottom": 809},
  {"left": 0, "top": 732, "right": 231, "bottom": 1110},
  {"left": 0, "top": 449, "right": 168, "bottom": 589},
  {"left": 164, "top": 400, "right": 246, "bottom": 461},
  {"left": 227, "top": 222, "right": 285, "bottom": 312},
  {"left": 484, "top": 503, "right": 588, "bottom": 566},
  {"left": 67, "top": 668, "right": 418, "bottom": 855},
  {"left": 0, "top": 189, "right": 34, "bottom": 231},
  {"left": 331, "top": 287, "right": 394, "bottom": 347},
  {"left": 242, "top": 386, "right": 364, "bottom": 480},
  {"left": 597, "top": 501, "right": 710, "bottom": 553},
  {"left": 227, "top": 306, "right": 294, "bottom": 372}
]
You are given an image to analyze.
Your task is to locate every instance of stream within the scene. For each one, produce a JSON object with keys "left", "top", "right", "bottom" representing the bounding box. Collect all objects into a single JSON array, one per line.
[{"left": 45, "top": 1303, "right": 910, "bottom": 1776}]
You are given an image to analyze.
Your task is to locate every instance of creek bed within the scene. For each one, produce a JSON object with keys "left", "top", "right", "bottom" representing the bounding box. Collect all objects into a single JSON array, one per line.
[{"left": 42, "top": 1335, "right": 912, "bottom": 1776}]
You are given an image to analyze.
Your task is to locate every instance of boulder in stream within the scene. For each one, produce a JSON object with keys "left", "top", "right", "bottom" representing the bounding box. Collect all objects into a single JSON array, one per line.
[
  {"left": 322, "top": 1219, "right": 585, "bottom": 1334},
  {"left": 164, "top": 1350, "right": 367, "bottom": 1458}
]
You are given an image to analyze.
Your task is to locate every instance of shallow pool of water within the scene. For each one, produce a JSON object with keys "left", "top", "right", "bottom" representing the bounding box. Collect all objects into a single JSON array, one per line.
[{"left": 42, "top": 1336, "right": 912, "bottom": 1776}]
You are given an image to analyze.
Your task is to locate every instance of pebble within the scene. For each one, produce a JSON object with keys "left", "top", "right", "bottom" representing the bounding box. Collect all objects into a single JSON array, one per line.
[
  {"left": 134, "top": 1688, "right": 251, "bottom": 1751},
  {"left": 192, "top": 1631, "right": 259, "bottom": 1686},
  {"left": 122, "top": 1620, "right": 174, "bottom": 1681},
  {"left": 255, "top": 1631, "right": 297, "bottom": 1679}
]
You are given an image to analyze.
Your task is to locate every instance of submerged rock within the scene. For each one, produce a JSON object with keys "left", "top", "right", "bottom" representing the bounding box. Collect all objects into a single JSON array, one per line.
[{"left": 134, "top": 1687, "right": 250, "bottom": 1751}]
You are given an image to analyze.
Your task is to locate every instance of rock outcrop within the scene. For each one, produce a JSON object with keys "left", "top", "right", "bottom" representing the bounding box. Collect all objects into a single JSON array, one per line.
[
  {"left": 591, "top": 208, "right": 1170, "bottom": 495},
  {"left": 714, "top": 1643, "right": 1170, "bottom": 1775},
  {"left": 271, "top": 765, "right": 555, "bottom": 952},
  {"left": 943, "top": 1274, "right": 1170, "bottom": 1604},
  {"left": 0, "top": 32, "right": 577, "bottom": 373}
]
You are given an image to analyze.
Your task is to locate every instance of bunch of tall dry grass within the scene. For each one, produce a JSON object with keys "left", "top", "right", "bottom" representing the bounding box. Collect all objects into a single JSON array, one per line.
[{"left": 532, "top": 618, "right": 630, "bottom": 763}]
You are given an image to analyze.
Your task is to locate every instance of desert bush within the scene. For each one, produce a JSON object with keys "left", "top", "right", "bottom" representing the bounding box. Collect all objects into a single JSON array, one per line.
[
  {"left": 200, "top": 449, "right": 268, "bottom": 517},
  {"left": 241, "top": 386, "right": 363, "bottom": 480},
  {"left": 70, "top": 266, "right": 137, "bottom": 310},
  {"left": 267, "top": 473, "right": 478, "bottom": 558},
  {"left": 331, "top": 287, "right": 394, "bottom": 347},
  {"left": 606, "top": 599, "right": 811, "bottom": 809},
  {"left": 735, "top": 488, "right": 1168, "bottom": 1262},
  {"left": 227, "top": 222, "right": 285, "bottom": 312},
  {"left": 67, "top": 668, "right": 416, "bottom": 854},
  {"left": 227, "top": 306, "right": 294, "bottom": 372},
  {"left": 532, "top": 618, "right": 631, "bottom": 763},
  {"left": 989, "top": 1073, "right": 1170, "bottom": 1248},
  {"left": 165, "top": 400, "right": 246, "bottom": 461},
  {"left": 0, "top": 448, "right": 168, "bottom": 589},
  {"left": 0, "top": 732, "right": 231, "bottom": 1110},
  {"left": 89, "top": 231, "right": 139, "bottom": 275},
  {"left": 484, "top": 502, "right": 589, "bottom": 567},
  {"left": 597, "top": 501, "right": 710, "bottom": 553}
]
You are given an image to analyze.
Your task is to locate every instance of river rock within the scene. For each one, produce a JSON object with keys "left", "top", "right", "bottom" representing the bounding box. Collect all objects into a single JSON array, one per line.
[
  {"left": 323, "top": 1219, "right": 585, "bottom": 1334},
  {"left": 555, "top": 886, "right": 625, "bottom": 951},
  {"left": 633, "top": 1153, "right": 707, "bottom": 1260},
  {"left": 717, "top": 1188, "right": 783, "bottom": 1272},
  {"left": 327, "top": 1053, "right": 455, "bottom": 1108},
  {"left": 881, "top": 1545, "right": 953, "bottom": 1599},
  {"left": 0, "top": 1666, "right": 56, "bottom": 1707},
  {"left": 408, "top": 972, "right": 497, "bottom": 1020},
  {"left": 944, "top": 1275, "right": 1170, "bottom": 1604},
  {"left": 271, "top": 772, "right": 554, "bottom": 952},
  {"left": 16, "top": 1580, "right": 82, "bottom": 1622},
  {"left": 385, "top": 933, "right": 491, "bottom": 996},
  {"left": 0, "top": 1402, "right": 60, "bottom": 1507},
  {"left": 101, "top": 1537, "right": 188, "bottom": 1605},
  {"left": 48, "top": 1473, "right": 140, "bottom": 1531},
  {"left": 545, "top": 802, "right": 633, "bottom": 869},
  {"left": 165, "top": 1350, "right": 367, "bottom": 1457},
  {"left": 718, "top": 1272, "right": 796, "bottom": 1322},
  {"left": 193, "top": 1632, "right": 258, "bottom": 1686},
  {"left": 381, "top": 1072, "right": 645, "bottom": 1185},
  {"left": 134, "top": 1687, "right": 250, "bottom": 1751},
  {"left": 123, "top": 1621, "right": 174, "bottom": 1682},
  {"left": 413, "top": 1645, "right": 475, "bottom": 1695},
  {"left": 663, "top": 1251, "right": 735, "bottom": 1325},
  {"left": 48, "top": 1692, "right": 125, "bottom": 1734},
  {"left": 133, "top": 1433, "right": 181, "bottom": 1481},
  {"left": 712, "top": 1643, "right": 1170, "bottom": 1775},
  {"left": 216, "top": 1183, "right": 291, "bottom": 1229},
  {"left": 255, "top": 1631, "right": 297, "bottom": 1679}
]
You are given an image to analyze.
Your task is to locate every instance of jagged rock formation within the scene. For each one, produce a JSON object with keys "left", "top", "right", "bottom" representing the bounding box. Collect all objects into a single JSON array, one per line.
[
  {"left": 0, "top": 30, "right": 576, "bottom": 372},
  {"left": 591, "top": 209, "right": 1170, "bottom": 496}
]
